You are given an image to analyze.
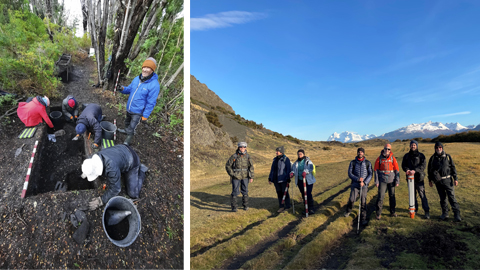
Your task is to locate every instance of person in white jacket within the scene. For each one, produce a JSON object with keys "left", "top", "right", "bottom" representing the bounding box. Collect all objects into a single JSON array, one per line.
[{"left": 290, "top": 149, "right": 316, "bottom": 216}]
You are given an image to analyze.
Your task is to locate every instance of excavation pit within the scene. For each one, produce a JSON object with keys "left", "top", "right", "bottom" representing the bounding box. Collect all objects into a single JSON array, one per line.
[{"left": 25, "top": 120, "right": 94, "bottom": 197}]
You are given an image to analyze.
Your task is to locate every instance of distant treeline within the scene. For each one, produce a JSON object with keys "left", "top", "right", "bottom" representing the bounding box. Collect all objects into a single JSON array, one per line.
[{"left": 393, "top": 130, "right": 480, "bottom": 143}]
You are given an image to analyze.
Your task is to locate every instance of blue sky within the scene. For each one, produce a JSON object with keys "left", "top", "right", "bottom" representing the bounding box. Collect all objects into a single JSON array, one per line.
[{"left": 191, "top": 1, "right": 480, "bottom": 141}]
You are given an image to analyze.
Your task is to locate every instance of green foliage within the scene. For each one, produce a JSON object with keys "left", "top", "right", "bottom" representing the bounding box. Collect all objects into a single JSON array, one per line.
[
  {"left": 0, "top": 94, "right": 17, "bottom": 107},
  {"left": 285, "top": 135, "right": 301, "bottom": 144},
  {"left": 169, "top": 110, "right": 183, "bottom": 129},
  {"left": 215, "top": 105, "right": 234, "bottom": 116},
  {"left": 323, "top": 146, "right": 332, "bottom": 150},
  {"left": 206, "top": 111, "right": 222, "bottom": 128},
  {"left": 166, "top": 226, "right": 176, "bottom": 239}
]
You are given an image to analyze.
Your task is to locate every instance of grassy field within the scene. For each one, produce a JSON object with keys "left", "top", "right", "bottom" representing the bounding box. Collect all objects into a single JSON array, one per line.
[{"left": 191, "top": 140, "right": 480, "bottom": 269}]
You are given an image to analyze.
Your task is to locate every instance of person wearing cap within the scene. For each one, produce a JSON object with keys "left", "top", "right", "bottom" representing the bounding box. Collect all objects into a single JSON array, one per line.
[
  {"left": 427, "top": 142, "right": 461, "bottom": 221},
  {"left": 61, "top": 95, "right": 79, "bottom": 122},
  {"left": 290, "top": 149, "right": 316, "bottom": 216},
  {"left": 374, "top": 143, "right": 400, "bottom": 219},
  {"left": 402, "top": 140, "right": 430, "bottom": 219},
  {"left": 72, "top": 103, "right": 103, "bottom": 149},
  {"left": 268, "top": 146, "right": 291, "bottom": 213},
  {"left": 344, "top": 148, "right": 373, "bottom": 225},
  {"left": 116, "top": 57, "right": 160, "bottom": 145},
  {"left": 225, "top": 142, "right": 254, "bottom": 212},
  {"left": 81, "top": 144, "right": 148, "bottom": 210},
  {"left": 17, "top": 96, "right": 54, "bottom": 129}
]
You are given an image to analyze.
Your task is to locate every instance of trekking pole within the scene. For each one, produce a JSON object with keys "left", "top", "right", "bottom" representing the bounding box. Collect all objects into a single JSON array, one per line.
[
  {"left": 357, "top": 185, "right": 362, "bottom": 234},
  {"left": 292, "top": 180, "right": 295, "bottom": 214},
  {"left": 281, "top": 182, "right": 289, "bottom": 206},
  {"left": 303, "top": 177, "right": 308, "bottom": 217},
  {"left": 113, "top": 69, "right": 120, "bottom": 96}
]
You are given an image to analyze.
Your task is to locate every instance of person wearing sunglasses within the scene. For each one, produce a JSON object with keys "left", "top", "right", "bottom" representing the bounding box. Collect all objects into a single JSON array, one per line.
[
  {"left": 401, "top": 140, "right": 430, "bottom": 219},
  {"left": 427, "top": 142, "right": 461, "bottom": 221},
  {"left": 374, "top": 143, "right": 400, "bottom": 219},
  {"left": 225, "top": 142, "right": 254, "bottom": 212}
]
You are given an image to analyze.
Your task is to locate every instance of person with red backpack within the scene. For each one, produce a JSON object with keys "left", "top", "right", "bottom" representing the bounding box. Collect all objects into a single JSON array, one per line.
[{"left": 374, "top": 143, "right": 400, "bottom": 219}]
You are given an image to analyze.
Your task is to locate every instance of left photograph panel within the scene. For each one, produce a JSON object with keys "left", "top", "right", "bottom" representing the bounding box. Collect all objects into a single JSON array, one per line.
[{"left": 0, "top": 0, "right": 184, "bottom": 268}]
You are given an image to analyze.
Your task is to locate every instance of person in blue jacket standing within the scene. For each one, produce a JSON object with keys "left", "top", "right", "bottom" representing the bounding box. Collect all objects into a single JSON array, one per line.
[
  {"left": 116, "top": 57, "right": 160, "bottom": 145},
  {"left": 268, "top": 146, "right": 291, "bottom": 213}
]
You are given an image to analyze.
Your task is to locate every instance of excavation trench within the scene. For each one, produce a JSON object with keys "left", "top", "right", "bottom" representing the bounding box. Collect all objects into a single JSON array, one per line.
[{"left": 25, "top": 107, "right": 94, "bottom": 197}]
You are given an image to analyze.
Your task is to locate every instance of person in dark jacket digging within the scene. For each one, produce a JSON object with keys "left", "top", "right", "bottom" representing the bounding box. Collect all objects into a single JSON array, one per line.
[
  {"left": 81, "top": 144, "right": 148, "bottom": 210},
  {"left": 344, "top": 148, "right": 373, "bottom": 225},
  {"left": 225, "top": 142, "right": 254, "bottom": 212},
  {"left": 62, "top": 95, "right": 79, "bottom": 122},
  {"left": 268, "top": 146, "right": 291, "bottom": 213},
  {"left": 116, "top": 57, "right": 160, "bottom": 145},
  {"left": 427, "top": 141, "right": 461, "bottom": 221},
  {"left": 402, "top": 140, "right": 430, "bottom": 219},
  {"left": 72, "top": 103, "right": 103, "bottom": 149}
]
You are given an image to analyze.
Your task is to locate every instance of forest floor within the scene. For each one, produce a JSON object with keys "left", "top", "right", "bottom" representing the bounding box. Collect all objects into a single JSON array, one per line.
[{"left": 0, "top": 52, "right": 184, "bottom": 268}]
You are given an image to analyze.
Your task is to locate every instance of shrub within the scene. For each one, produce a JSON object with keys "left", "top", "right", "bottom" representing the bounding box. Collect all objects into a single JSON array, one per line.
[
  {"left": 323, "top": 146, "right": 332, "bottom": 150},
  {"left": 206, "top": 111, "right": 222, "bottom": 128}
]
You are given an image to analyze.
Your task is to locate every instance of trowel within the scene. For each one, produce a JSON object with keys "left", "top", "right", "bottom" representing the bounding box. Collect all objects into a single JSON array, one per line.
[
  {"left": 15, "top": 144, "right": 25, "bottom": 158},
  {"left": 105, "top": 210, "right": 132, "bottom": 226}
]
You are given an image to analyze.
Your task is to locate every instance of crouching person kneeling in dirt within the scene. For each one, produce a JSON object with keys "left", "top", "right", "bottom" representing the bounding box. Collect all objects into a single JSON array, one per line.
[
  {"left": 73, "top": 103, "right": 103, "bottom": 149},
  {"left": 81, "top": 144, "right": 148, "bottom": 211},
  {"left": 225, "top": 142, "right": 254, "bottom": 212},
  {"left": 344, "top": 148, "right": 372, "bottom": 225},
  {"left": 62, "top": 95, "right": 79, "bottom": 122},
  {"left": 17, "top": 96, "right": 54, "bottom": 129}
]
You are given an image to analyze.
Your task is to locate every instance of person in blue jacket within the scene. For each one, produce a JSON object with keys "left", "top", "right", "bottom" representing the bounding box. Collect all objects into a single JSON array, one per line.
[
  {"left": 268, "top": 146, "right": 291, "bottom": 213},
  {"left": 344, "top": 148, "right": 373, "bottom": 225},
  {"left": 290, "top": 149, "right": 316, "bottom": 216},
  {"left": 116, "top": 57, "right": 160, "bottom": 145}
]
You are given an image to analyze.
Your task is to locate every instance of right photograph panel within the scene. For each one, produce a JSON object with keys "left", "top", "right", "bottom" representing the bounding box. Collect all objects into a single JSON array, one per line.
[{"left": 190, "top": 1, "right": 480, "bottom": 269}]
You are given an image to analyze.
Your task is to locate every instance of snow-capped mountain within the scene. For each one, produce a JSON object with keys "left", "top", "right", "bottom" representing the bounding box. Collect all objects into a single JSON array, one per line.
[
  {"left": 328, "top": 121, "right": 478, "bottom": 142},
  {"left": 327, "top": 131, "right": 376, "bottom": 143}
]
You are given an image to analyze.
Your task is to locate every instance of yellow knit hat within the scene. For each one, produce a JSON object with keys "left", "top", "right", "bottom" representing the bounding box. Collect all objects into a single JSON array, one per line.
[{"left": 142, "top": 57, "right": 157, "bottom": 71}]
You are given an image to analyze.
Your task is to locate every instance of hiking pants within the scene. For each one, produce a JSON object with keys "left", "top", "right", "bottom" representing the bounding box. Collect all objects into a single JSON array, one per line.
[
  {"left": 231, "top": 178, "right": 249, "bottom": 197},
  {"left": 125, "top": 111, "right": 142, "bottom": 136},
  {"left": 274, "top": 181, "right": 291, "bottom": 209},
  {"left": 434, "top": 178, "right": 460, "bottom": 214},
  {"left": 414, "top": 181, "right": 430, "bottom": 213},
  {"left": 376, "top": 182, "right": 396, "bottom": 214},
  {"left": 297, "top": 182, "right": 314, "bottom": 211},
  {"left": 346, "top": 185, "right": 368, "bottom": 220}
]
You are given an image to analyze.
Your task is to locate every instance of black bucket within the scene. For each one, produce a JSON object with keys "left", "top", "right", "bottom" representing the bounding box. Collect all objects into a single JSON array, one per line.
[
  {"left": 49, "top": 111, "right": 64, "bottom": 130},
  {"left": 100, "top": 121, "right": 116, "bottom": 140},
  {"left": 102, "top": 196, "right": 141, "bottom": 247}
]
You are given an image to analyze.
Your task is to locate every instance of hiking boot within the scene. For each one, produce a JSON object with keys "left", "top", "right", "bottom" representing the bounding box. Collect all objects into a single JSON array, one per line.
[
  {"left": 454, "top": 212, "right": 461, "bottom": 222},
  {"left": 308, "top": 209, "right": 315, "bottom": 215},
  {"left": 440, "top": 212, "right": 449, "bottom": 220},
  {"left": 242, "top": 195, "right": 249, "bottom": 211},
  {"left": 232, "top": 208, "right": 238, "bottom": 212},
  {"left": 277, "top": 208, "right": 285, "bottom": 213},
  {"left": 361, "top": 219, "right": 368, "bottom": 226},
  {"left": 124, "top": 135, "right": 133, "bottom": 145},
  {"left": 376, "top": 214, "right": 381, "bottom": 220},
  {"left": 425, "top": 212, "right": 430, "bottom": 219},
  {"left": 390, "top": 213, "right": 397, "bottom": 217},
  {"left": 117, "top": 128, "right": 127, "bottom": 134},
  {"left": 344, "top": 211, "right": 351, "bottom": 217},
  {"left": 231, "top": 195, "right": 237, "bottom": 212}
]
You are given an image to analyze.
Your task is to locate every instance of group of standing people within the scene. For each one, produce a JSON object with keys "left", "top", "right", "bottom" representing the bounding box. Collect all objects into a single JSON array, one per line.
[
  {"left": 15, "top": 57, "right": 160, "bottom": 211},
  {"left": 225, "top": 141, "right": 461, "bottom": 223}
]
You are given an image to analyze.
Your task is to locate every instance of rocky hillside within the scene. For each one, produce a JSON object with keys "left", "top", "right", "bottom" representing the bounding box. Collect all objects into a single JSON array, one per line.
[{"left": 191, "top": 75, "right": 235, "bottom": 114}]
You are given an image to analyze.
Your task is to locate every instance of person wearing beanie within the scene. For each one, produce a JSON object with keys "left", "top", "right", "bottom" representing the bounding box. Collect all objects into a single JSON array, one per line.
[
  {"left": 268, "top": 146, "right": 291, "bottom": 213},
  {"left": 116, "top": 57, "right": 160, "bottom": 145},
  {"left": 290, "top": 149, "right": 316, "bottom": 216},
  {"left": 81, "top": 144, "right": 148, "bottom": 210},
  {"left": 374, "top": 143, "right": 400, "bottom": 219},
  {"left": 344, "top": 148, "right": 373, "bottom": 225},
  {"left": 427, "top": 142, "right": 461, "bottom": 221},
  {"left": 72, "top": 103, "right": 103, "bottom": 149},
  {"left": 17, "top": 96, "right": 54, "bottom": 128},
  {"left": 62, "top": 95, "right": 79, "bottom": 122},
  {"left": 402, "top": 140, "right": 430, "bottom": 219},
  {"left": 225, "top": 142, "right": 254, "bottom": 212}
]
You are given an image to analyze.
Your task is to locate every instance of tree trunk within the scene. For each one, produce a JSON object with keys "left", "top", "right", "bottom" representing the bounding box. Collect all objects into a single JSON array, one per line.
[
  {"left": 164, "top": 62, "right": 183, "bottom": 89},
  {"left": 80, "top": 0, "right": 88, "bottom": 32},
  {"left": 87, "top": 0, "right": 101, "bottom": 85}
]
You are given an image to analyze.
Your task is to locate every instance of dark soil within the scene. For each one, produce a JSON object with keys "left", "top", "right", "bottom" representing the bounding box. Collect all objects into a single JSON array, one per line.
[{"left": 0, "top": 53, "right": 183, "bottom": 268}]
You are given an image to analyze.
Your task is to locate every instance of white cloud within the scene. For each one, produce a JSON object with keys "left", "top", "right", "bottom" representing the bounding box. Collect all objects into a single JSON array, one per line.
[{"left": 191, "top": 11, "right": 267, "bottom": 31}]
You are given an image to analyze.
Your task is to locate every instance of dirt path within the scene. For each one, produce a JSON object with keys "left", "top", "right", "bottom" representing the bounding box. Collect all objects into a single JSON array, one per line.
[{"left": 0, "top": 53, "right": 183, "bottom": 268}]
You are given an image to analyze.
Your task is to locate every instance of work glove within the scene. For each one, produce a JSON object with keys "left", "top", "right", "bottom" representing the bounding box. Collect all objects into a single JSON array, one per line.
[
  {"left": 287, "top": 178, "right": 291, "bottom": 183},
  {"left": 141, "top": 117, "right": 148, "bottom": 123},
  {"left": 92, "top": 143, "right": 99, "bottom": 149},
  {"left": 88, "top": 197, "right": 103, "bottom": 211},
  {"left": 72, "top": 134, "right": 80, "bottom": 141},
  {"left": 116, "top": 85, "right": 124, "bottom": 92},
  {"left": 70, "top": 116, "right": 73, "bottom": 120},
  {"left": 302, "top": 172, "right": 306, "bottom": 178},
  {"left": 289, "top": 172, "right": 294, "bottom": 178}
]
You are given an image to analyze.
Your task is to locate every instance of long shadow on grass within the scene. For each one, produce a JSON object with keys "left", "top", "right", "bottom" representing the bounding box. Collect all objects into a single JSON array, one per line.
[
  {"left": 220, "top": 182, "right": 352, "bottom": 269},
  {"left": 190, "top": 192, "right": 277, "bottom": 212}
]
